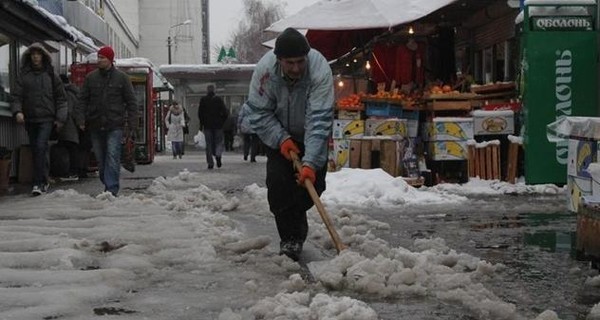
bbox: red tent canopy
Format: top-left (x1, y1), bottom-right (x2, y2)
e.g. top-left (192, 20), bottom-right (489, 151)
top-left (305, 29), bottom-right (384, 61)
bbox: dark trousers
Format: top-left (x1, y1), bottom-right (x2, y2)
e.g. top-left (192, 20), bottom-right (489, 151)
top-left (56, 140), bottom-right (80, 176)
top-left (90, 129), bottom-right (123, 195)
top-left (224, 130), bottom-right (234, 151)
top-left (25, 121), bottom-right (53, 187)
top-left (77, 129), bottom-right (92, 177)
top-left (243, 133), bottom-right (259, 160)
top-left (203, 129), bottom-right (224, 166)
top-left (171, 141), bottom-right (183, 157)
top-left (265, 146), bottom-right (327, 244)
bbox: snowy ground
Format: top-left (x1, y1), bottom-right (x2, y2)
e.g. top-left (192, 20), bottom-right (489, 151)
top-left (0, 162), bottom-right (597, 320)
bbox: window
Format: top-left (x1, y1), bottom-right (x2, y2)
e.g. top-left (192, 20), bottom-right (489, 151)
top-left (0, 37), bottom-right (10, 117)
top-left (483, 47), bottom-right (493, 84)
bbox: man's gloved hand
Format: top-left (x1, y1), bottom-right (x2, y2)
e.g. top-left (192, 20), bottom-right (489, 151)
top-left (297, 165), bottom-right (316, 186)
top-left (280, 138), bottom-right (300, 161)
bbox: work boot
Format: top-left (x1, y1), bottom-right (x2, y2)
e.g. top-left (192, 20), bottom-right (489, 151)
top-left (216, 156), bottom-right (222, 168)
top-left (279, 241), bottom-right (302, 261)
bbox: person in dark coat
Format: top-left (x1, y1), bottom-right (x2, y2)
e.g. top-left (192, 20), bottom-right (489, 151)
top-left (237, 103), bottom-right (259, 162)
top-left (222, 113), bottom-right (236, 151)
top-left (11, 42), bottom-right (68, 196)
top-left (197, 85), bottom-right (228, 169)
top-left (78, 46), bottom-right (138, 196)
top-left (52, 75), bottom-right (85, 180)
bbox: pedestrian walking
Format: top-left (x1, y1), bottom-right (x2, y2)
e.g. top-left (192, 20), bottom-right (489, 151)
top-left (246, 28), bottom-right (334, 260)
top-left (11, 42), bottom-right (68, 196)
top-left (51, 74), bottom-right (84, 181)
top-left (237, 103), bottom-right (259, 162)
top-left (197, 85), bottom-right (228, 169)
top-left (78, 46), bottom-right (138, 196)
top-left (165, 101), bottom-right (185, 159)
top-left (223, 112), bottom-right (236, 151)
top-left (180, 105), bottom-right (190, 155)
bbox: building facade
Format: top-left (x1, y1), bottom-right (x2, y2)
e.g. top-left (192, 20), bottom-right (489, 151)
top-left (0, 0), bottom-right (210, 185)
top-left (137, 0), bottom-right (204, 66)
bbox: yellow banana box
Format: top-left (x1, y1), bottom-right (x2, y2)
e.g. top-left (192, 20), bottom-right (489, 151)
top-left (428, 140), bottom-right (469, 160)
top-left (365, 119), bottom-right (407, 137)
top-left (332, 120), bottom-right (365, 139)
top-left (332, 138), bottom-right (351, 169)
top-left (567, 175), bottom-right (592, 213)
top-left (422, 117), bottom-right (474, 141)
top-left (472, 110), bottom-right (514, 135)
top-left (567, 139), bottom-right (597, 179)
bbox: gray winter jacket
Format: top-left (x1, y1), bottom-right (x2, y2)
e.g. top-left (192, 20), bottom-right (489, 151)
top-left (11, 43), bottom-right (68, 124)
top-left (237, 103), bottom-right (255, 134)
top-left (247, 49), bottom-right (334, 169)
top-left (78, 65), bottom-right (138, 131)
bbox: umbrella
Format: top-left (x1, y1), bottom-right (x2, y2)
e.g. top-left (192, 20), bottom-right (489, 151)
top-left (266, 0), bottom-right (459, 32)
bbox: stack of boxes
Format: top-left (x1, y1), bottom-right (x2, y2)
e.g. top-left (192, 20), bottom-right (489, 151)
top-left (423, 117), bottom-right (474, 161)
top-left (567, 139), bottom-right (597, 212)
top-left (331, 117), bottom-right (364, 170)
top-left (329, 96), bottom-right (411, 177)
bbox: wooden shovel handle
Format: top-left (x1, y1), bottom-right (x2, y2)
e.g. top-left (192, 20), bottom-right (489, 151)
top-left (290, 151), bottom-right (347, 253)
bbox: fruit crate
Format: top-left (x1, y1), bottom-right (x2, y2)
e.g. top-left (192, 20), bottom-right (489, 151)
top-left (364, 101), bottom-right (402, 118)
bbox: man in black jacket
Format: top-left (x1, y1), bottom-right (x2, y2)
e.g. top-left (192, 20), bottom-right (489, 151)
top-left (198, 85), bottom-right (228, 169)
top-left (11, 43), bottom-right (68, 196)
top-left (78, 46), bottom-right (138, 196)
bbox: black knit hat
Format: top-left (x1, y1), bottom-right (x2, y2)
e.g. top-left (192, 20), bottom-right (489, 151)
top-left (274, 28), bottom-right (310, 58)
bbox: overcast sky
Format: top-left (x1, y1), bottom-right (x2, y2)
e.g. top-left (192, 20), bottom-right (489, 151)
top-left (209, 0), bottom-right (319, 49)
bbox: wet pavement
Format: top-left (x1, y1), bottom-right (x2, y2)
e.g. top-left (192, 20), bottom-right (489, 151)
top-left (369, 195), bottom-right (598, 320)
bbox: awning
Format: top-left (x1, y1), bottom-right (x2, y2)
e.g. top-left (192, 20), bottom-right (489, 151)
top-left (0, 0), bottom-right (74, 43)
top-left (266, 0), bottom-right (459, 32)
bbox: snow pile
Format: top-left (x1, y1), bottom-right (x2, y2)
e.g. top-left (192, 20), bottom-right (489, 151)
top-left (429, 177), bottom-right (563, 196)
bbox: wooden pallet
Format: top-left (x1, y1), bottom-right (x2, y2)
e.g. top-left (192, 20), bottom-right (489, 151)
top-left (468, 144), bottom-right (501, 180)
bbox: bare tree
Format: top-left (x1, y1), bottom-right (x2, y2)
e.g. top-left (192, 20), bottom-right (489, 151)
top-left (226, 0), bottom-right (284, 63)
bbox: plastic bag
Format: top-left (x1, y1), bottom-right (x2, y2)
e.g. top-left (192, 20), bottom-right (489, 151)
top-left (194, 130), bottom-right (206, 150)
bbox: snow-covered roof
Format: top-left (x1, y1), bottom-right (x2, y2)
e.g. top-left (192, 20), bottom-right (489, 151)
top-left (27, 2), bottom-right (98, 52)
top-left (159, 64), bottom-right (255, 75)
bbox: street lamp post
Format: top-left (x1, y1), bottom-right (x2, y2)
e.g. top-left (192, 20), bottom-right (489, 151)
top-left (166, 19), bottom-right (192, 104)
top-left (167, 19), bottom-right (192, 64)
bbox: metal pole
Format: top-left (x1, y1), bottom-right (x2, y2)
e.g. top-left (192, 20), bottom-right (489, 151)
top-left (167, 36), bottom-right (172, 64)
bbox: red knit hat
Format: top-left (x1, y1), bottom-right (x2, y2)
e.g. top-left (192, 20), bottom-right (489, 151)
top-left (98, 46), bottom-right (115, 62)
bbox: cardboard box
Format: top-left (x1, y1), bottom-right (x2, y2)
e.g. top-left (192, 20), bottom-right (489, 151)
top-left (332, 139), bottom-right (350, 169)
top-left (349, 137), bottom-right (405, 176)
top-left (426, 99), bottom-right (471, 111)
top-left (337, 110), bottom-right (364, 120)
top-left (402, 110), bottom-right (419, 138)
top-left (423, 117), bottom-right (474, 141)
top-left (428, 140), bottom-right (469, 161)
top-left (472, 110), bottom-right (514, 135)
top-left (567, 139), bottom-right (598, 178)
top-left (332, 120), bottom-right (364, 139)
top-left (567, 175), bottom-right (592, 212)
top-left (365, 119), bottom-right (407, 137)
top-left (407, 120), bottom-right (418, 138)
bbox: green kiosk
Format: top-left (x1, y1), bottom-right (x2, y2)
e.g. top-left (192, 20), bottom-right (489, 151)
top-left (521, 0), bottom-right (598, 184)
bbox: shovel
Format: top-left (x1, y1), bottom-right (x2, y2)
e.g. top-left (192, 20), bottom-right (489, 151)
top-left (290, 151), bottom-right (347, 254)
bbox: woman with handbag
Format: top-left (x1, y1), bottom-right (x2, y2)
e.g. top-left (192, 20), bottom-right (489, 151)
top-left (165, 101), bottom-right (186, 159)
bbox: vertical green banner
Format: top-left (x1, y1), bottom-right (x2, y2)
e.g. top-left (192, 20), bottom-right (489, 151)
top-left (523, 31), bottom-right (598, 184)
